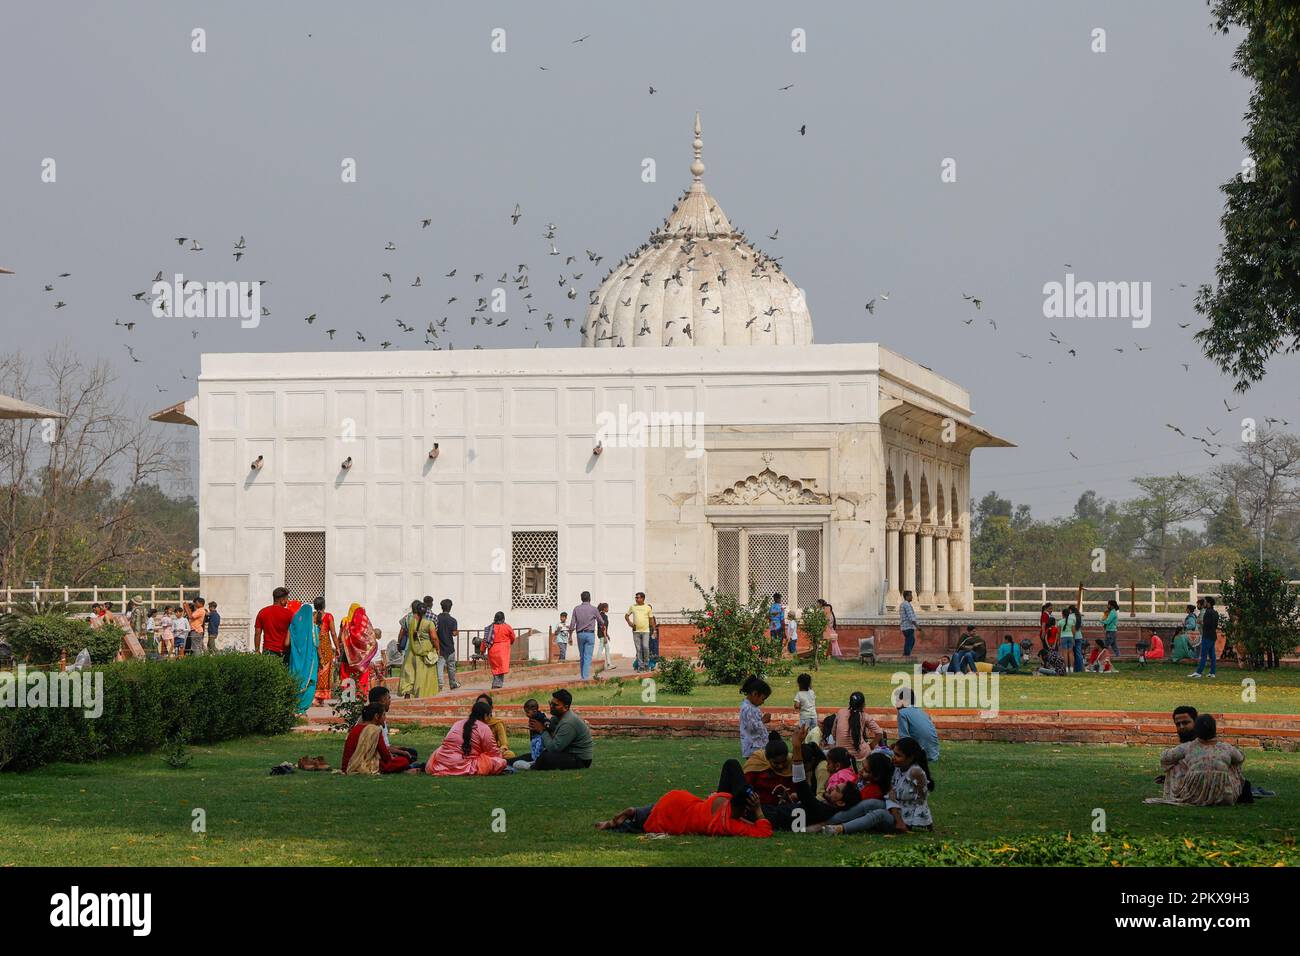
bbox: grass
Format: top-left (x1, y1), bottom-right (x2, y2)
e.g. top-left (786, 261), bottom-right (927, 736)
top-left (531, 659), bottom-right (1300, 714)
top-left (0, 732), bottom-right (1296, 866)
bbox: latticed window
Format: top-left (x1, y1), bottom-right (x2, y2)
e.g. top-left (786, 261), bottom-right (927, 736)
top-left (284, 531), bottom-right (326, 605)
top-left (747, 532), bottom-right (790, 603)
top-left (512, 530), bottom-right (558, 609)
top-left (796, 529), bottom-right (822, 608)
top-left (716, 529), bottom-right (740, 596)
top-left (714, 526), bottom-right (822, 608)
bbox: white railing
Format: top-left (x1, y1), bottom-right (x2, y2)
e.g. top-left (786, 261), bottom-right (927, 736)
top-left (1, 585), bottom-right (199, 613)
top-left (970, 578), bottom-right (1300, 615)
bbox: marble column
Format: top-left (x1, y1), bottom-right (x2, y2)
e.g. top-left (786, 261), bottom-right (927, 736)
top-left (918, 524), bottom-right (936, 608)
top-left (947, 532), bottom-right (964, 611)
top-left (885, 519), bottom-right (901, 609)
top-left (901, 521), bottom-right (918, 600)
top-left (934, 527), bottom-right (950, 610)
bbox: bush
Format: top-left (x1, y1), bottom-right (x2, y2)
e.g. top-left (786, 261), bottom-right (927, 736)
top-left (655, 655), bottom-right (698, 695)
top-left (0, 653), bottom-right (298, 772)
top-left (1221, 558), bottom-right (1300, 668)
top-left (4, 613), bottom-right (123, 665)
top-left (852, 832), bottom-right (1299, 867)
top-left (684, 577), bottom-right (790, 685)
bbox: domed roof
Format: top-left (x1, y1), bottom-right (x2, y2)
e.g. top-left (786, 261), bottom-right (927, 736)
top-left (582, 113), bottom-right (813, 348)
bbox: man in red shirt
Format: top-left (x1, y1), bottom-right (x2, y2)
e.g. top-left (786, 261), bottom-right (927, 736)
top-left (254, 587), bottom-right (294, 661)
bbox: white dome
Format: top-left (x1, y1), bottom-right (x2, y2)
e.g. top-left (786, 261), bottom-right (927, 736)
top-left (583, 114), bottom-right (813, 348)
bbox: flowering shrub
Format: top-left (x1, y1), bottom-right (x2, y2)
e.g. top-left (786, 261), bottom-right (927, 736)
top-left (683, 577), bottom-right (789, 685)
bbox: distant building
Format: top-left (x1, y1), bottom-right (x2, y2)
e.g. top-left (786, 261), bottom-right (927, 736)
top-left (159, 116), bottom-right (1011, 653)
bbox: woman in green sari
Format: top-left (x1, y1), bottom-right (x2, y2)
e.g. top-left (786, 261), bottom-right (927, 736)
top-left (397, 600), bottom-right (439, 698)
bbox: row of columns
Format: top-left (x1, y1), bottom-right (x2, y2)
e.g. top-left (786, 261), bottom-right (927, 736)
top-left (884, 519), bottom-right (964, 611)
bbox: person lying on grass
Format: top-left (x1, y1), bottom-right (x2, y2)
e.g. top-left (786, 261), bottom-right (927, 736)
top-left (594, 758), bottom-right (772, 838)
top-left (761, 725), bottom-right (866, 831)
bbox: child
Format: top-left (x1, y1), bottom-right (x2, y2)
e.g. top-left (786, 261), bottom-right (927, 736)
top-left (554, 611), bottom-right (570, 661)
top-left (793, 672), bottom-right (818, 732)
top-left (1086, 638), bottom-right (1114, 673)
top-left (823, 746), bottom-right (859, 796)
top-left (144, 609), bottom-right (157, 650)
top-left (523, 698), bottom-right (548, 762)
top-left (156, 608), bottom-right (174, 656)
top-left (885, 736), bottom-right (935, 831)
top-left (784, 601), bottom-right (798, 654)
top-left (857, 750), bottom-right (893, 801)
top-left (739, 674), bottom-right (772, 759)
top-left (172, 606), bottom-right (190, 657)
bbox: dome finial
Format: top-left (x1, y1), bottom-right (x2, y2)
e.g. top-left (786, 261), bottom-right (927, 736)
top-left (690, 111), bottom-right (705, 182)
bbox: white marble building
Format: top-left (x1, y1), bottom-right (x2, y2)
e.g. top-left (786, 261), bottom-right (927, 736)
top-left (163, 116), bottom-right (1011, 652)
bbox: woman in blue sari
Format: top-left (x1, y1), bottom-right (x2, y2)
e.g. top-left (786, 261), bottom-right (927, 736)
top-left (288, 601), bottom-right (319, 713)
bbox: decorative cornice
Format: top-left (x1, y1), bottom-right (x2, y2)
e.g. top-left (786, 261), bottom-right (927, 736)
top-left (885, 518), bottom-right (903, 532)
top-left (706, 467), bottom-right (831, 505)
top-left (902, 521), bottom-right (920, 534)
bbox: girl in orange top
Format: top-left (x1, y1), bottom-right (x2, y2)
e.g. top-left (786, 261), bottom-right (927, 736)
top-left (595, 758), bottom-right (772, 838)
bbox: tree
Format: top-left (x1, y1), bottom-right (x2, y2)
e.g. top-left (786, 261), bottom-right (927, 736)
top-left (1195, 1), bottom-right (1300, 389)
top-left (1124, 476), bottom-right (1205, 579)
top-left (0, 349), bottom-right (191, 586)
top-left (1220, 558), bottom-right (1300, 668)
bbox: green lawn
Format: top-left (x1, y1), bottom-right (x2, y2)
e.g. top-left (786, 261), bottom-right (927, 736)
top-left (1, 732), bottom-right (1296, 866)
top-left (533, 659), bottom-right (1300, 714)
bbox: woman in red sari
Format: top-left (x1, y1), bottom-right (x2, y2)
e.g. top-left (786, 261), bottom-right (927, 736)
top-left (338, 603), bottom-right (379, 702)
top-left (486, 610), bottom-right (515, 689)
top-left (595, 758), bottom-right (771, 838)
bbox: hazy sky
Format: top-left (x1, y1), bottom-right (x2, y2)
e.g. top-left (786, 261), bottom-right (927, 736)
top-left (2, 1), bottom-right (1292, 517)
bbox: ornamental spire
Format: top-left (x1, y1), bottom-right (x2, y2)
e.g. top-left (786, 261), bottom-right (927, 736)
top-left (690, 111), bottom-right (705, 182)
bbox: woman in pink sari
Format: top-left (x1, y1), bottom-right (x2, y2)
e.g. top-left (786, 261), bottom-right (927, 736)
top-left (425, 700), bottom-right (508, 776)
top-left (338, 603), bottom-right (379, 702)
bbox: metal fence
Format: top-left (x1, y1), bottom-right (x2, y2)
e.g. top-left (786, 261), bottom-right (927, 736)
top-left (970, 579), bottom-right (1300, 615)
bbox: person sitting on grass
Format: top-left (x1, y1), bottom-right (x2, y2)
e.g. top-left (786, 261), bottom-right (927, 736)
top-left (474, 692), bottom-right (515, 762)
top-left (1034, 645), bottom-right (1067, 676)
top-left (342, 704), bottom-right (415, 775)
top-left (739, 674), bottom-right (773, 759)
top-left (817, 746), bottom-right (853, 800)
top-left (1171, 606), bottom-right (1201, 664)
top-left (594, 758), bottom-right (772, 838)
top-left (368, 686), bottom-right (419, 766)
top-left (1085, 638), bottom-right (1116, 673)
top-left (955, 625), bottom-right (987, 662)
top-left (820, 736), bottom-right (934, 835)
top-left (816, 750), bottom-right (899, 835)
top-left (523, 698), bottom-right (549, 762)
top-left (893, 687), bottom-right (940, 762)
top-left (1144, 714), bottom-right (1245, 806)
top-left (744, 731), bottom-right (797, 805)
top-left (519, 689), bottom-right (593, 771)
top-left (833, 691), bottom-right (884, 763)
top-left (995, 634), bottom-right (1023, 673)
top-left (1156, 706), bottom-right (1271, 803)
top-left (426, 700), bottom-right (509, 777)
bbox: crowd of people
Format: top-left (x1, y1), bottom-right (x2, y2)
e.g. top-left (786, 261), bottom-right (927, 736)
top-left (89, 596), bottom-right (222, 658)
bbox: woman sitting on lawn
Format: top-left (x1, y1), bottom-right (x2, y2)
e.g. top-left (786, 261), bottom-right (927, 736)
top-left (343, 704), bottom-right (414, 775)
top-left (1085, 638), bottom-right (1116, 673)
top-left (426, 700), bottom-right (509, 777)
top-left (474, 693), bottom-right (516, 761)
top-left (595, 758), bottom-right (772, 837)
top-left (1171, 606), bottom-right (1201, 663)
top-left (833, 691), bottom-right (884, 763)
top-left (821, 737), bottom-right (934, 835)
top-left (1144, 715), bottom-right (1245, 806)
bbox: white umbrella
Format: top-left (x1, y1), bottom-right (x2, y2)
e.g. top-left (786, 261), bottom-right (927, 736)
top-left (0, 393), bottom-right (65, 420)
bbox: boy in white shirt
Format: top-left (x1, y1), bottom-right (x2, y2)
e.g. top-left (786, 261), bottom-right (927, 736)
top-left (554, 611), bottom-right (570, 661)
top-left (784, 602), bottom-right (798, 654)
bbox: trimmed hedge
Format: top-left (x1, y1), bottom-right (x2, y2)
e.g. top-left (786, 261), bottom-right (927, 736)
top-left (6, 613), bottom-right (124, 665)
top-left (0, 653), bottom-right (298, 772)
top-left (852, 832), bottom-right (1298, 867)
